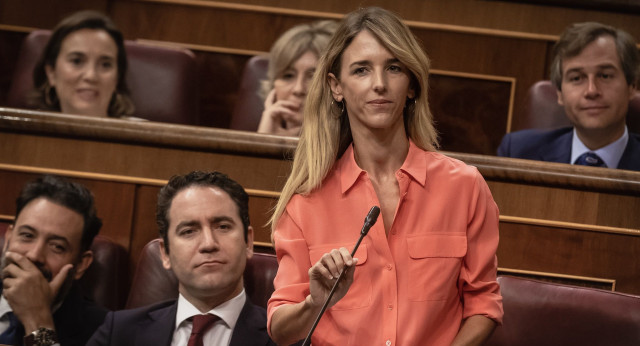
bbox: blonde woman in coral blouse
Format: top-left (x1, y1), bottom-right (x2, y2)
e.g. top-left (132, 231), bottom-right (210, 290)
top-left (267, 7), bottom-right (503, 346)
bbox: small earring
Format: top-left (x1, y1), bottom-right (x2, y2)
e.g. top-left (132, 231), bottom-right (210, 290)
top-left (331, 99), bottom-right (345, 118)
top-left (44, 84), bottom-right (57, 106)
top-left (112, 91), bottom-right (122, 105)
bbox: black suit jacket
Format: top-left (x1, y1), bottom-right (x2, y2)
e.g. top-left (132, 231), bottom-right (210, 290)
top-left (87, 297), bottom-right (275, 346)
top-left (0, 284), bottom-right (108, 346)
top-left (497, 127), bottom-right (640, 171)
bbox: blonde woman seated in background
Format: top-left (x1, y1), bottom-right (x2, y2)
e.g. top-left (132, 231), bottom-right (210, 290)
top-left (30, 11), bottom-right (135, 118)
top-left (257, 20), bottom-right (337, 136)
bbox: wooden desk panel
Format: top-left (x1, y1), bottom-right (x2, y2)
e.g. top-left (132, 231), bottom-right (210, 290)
top-left (0, 108), bottom-right (295, 191)
top-left (488, 181), bottom-right (640, 229)
top-left (1, 108), bottom-right (639, 294)
top-left (498, 221), bottom-right (640, 293)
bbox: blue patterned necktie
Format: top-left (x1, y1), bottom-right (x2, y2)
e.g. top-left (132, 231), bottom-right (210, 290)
top-left (0, 311), bottom-right (20, 345)
top-left (574, 152), bottom-right (607, 167)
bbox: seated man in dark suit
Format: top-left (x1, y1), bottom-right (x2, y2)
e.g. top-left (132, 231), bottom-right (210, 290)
top-left (88, 171), bottom-right (275, 346)
top-left (498, 22), bottom-right (640, 171)
top-left (0, 175), bottom-right (107, 346)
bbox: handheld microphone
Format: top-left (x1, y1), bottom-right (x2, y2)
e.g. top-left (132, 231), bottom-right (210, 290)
top-left (301, 206), bottom-right (380, 346)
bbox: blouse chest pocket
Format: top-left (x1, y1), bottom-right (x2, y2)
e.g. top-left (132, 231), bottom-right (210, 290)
top-left (406, 233), bottom-right (467, 301)
top-left (308, 244), bottom-right (371, 310)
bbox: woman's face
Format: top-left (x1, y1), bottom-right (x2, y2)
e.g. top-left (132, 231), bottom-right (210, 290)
top-left (329, 30), bottom-right (414, 134)
top-left (45, 28), bottom-right (118, 117)
top-left (273, 50), bottom-right (319, 111)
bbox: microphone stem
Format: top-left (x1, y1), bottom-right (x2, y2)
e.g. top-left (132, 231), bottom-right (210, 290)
top-left (301, 223), bottom-right (370, 346)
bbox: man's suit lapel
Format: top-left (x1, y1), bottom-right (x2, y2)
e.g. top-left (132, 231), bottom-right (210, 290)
top-left (135, 301), bottom-right (177, 346)
top-left (618, 133), bottom-right (640, 170)
top-left (540, 129), bottom-right (572, 163)
top-left (52, 284), bottom-right (85, 343)
top-left (229, 299), bottom-right (271, 346)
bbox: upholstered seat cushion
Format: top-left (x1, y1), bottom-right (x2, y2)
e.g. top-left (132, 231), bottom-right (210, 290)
top-left (486, 276), bottom-right (640, 346)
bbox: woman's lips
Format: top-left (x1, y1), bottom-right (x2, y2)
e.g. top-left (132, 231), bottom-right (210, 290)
top-left (76, 89), bottom-right (99, 100)
top-left (368, 99), bottom-right (391, 105)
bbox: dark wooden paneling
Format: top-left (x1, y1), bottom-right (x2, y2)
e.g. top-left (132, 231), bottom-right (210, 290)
top-left (110, 1), bottom-right (322, 52)
top-left (205, 0), bottom-right (640, 37)
top-left (498, 221), bottom-right (640, 294)
top-left (0, 170), bottom-right (36, 216)
top-left (4, 0), bottom-right (640, 39)
top-left (430, 74), bottom-right (512, 154)
top-left (488, 180), bottom-right (640, 229)
top-left (0, 30), bottom-right (26, 106)
top-left (79, 178), bottom-right (136, 250)
top-left (489, 0), bottom-right (640, 14)
top-left (0, 132), bottom-right (291, 192)
top-left (413, 29), bottom-right (549, 132)
top-left (195, 52), bottom-right (249, 129)
top-left (129, 184), bottom-right (161, 276)
top-left (0, 0), bottom-right (108, 29)
top-left (248, 195), bottom-right (277, 243)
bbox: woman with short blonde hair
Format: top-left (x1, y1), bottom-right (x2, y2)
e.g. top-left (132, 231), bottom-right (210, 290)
top-left (257, 20), bottom-right (337, 136)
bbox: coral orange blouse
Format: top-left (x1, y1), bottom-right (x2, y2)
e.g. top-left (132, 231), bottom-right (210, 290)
top-left (268, 142), bottom-right (503, 345)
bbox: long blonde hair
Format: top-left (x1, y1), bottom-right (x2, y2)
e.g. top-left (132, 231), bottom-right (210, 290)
top-left (270, 7), bottom-right (439, 230)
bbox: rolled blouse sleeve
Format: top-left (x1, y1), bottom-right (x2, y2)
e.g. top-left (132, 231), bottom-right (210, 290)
top-left (459, 169), bottom-right (503, 323)
top-left (266, 206), bottom-right (310, 334)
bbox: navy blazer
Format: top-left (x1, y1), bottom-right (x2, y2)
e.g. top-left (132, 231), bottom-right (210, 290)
top-left (497, 127), bottom-right (640, 171)
top-left (86, 298), bottom-right (275, 346)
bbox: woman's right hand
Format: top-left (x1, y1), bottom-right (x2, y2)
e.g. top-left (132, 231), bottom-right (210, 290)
top-left (306, 247), bottom-right (358, 309)
top-left (257, 89), bottom-right (303, 136)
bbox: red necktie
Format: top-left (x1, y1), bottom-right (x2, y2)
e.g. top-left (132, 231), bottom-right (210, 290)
top-left (187, 314), bottom-right (220, 346)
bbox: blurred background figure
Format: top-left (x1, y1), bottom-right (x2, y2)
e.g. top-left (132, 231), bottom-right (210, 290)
top-left (498, 22), bottom-right (640, 171)
top-left (30, 10), bottom-right (135, 118)
top-left (256, 20), bottom-right (337, 136)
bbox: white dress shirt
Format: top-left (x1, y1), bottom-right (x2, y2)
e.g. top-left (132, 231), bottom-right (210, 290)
top-left (0, 295), bottom-right (13, 334)
top-left (571, 126), bottom-right (629, 169)
top-left (170, 289), bottom-right (246, 346)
